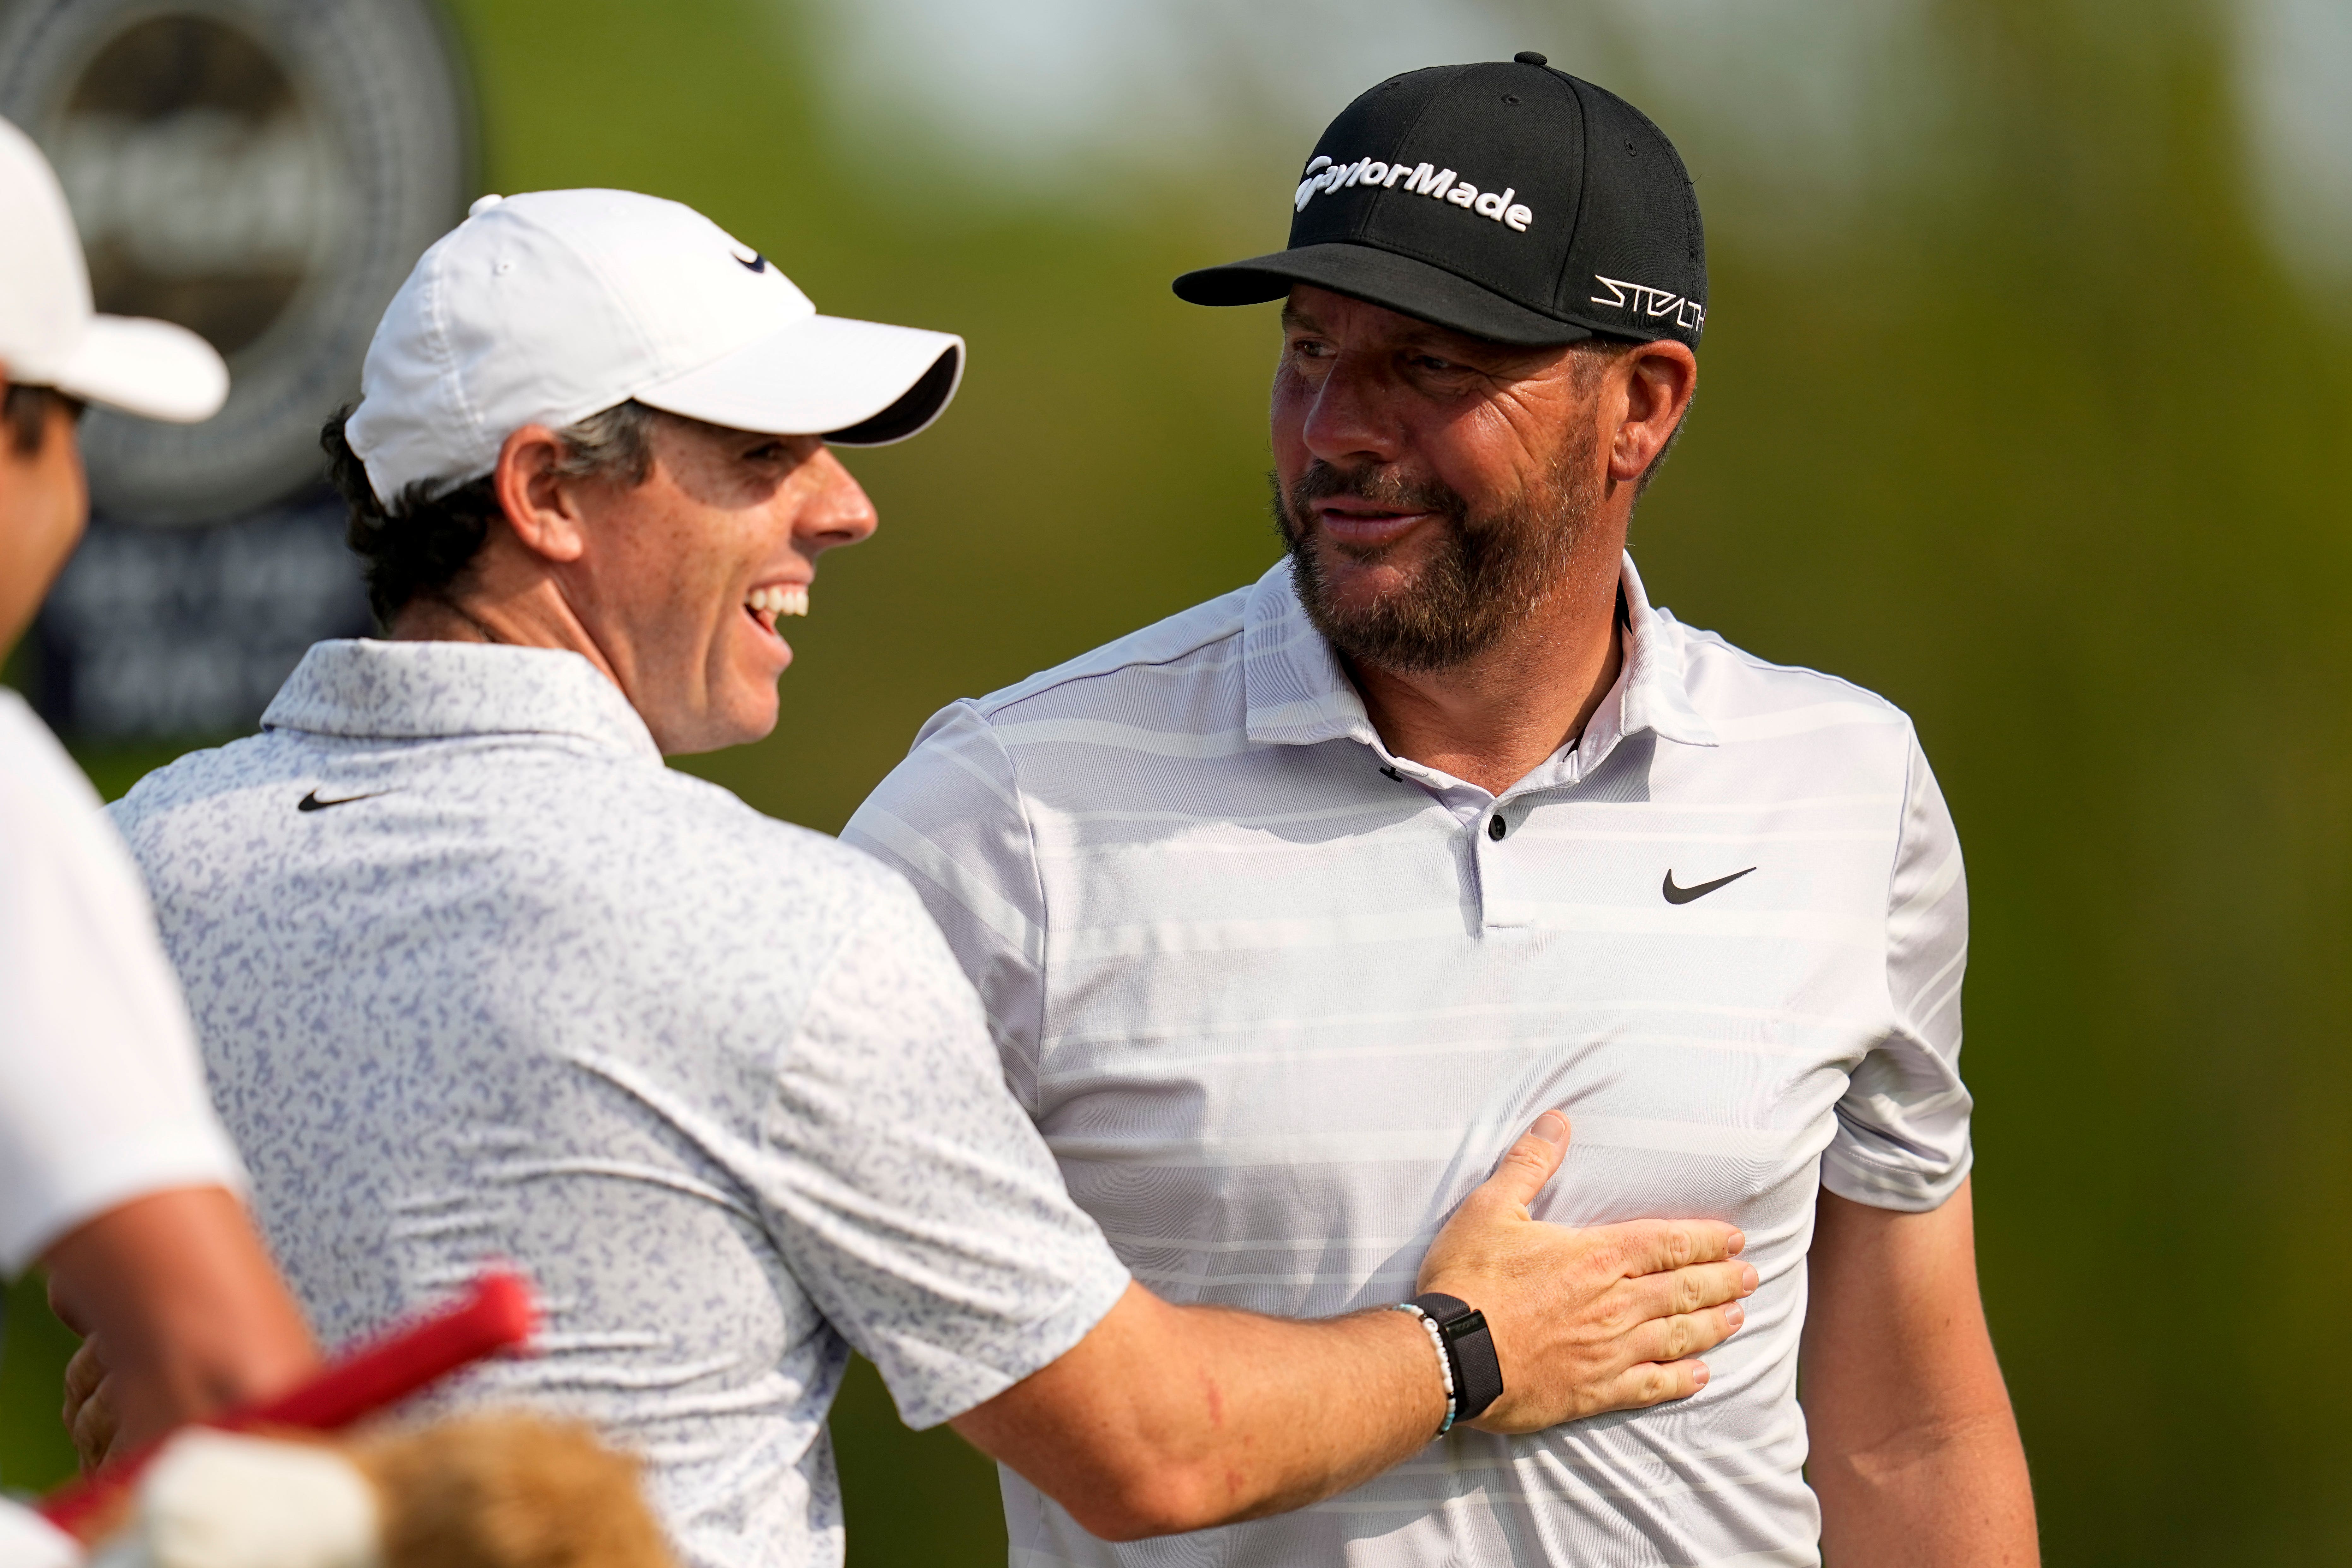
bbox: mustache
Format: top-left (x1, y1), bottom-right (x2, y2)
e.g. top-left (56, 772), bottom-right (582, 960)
top-left (1284, 462), bottom-right (1470, 537)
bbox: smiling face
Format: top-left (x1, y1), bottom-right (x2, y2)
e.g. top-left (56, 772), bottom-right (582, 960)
top-left (555, 417), bottom-right (877, 753)
top-left (1269, 286), bottom-right (1620, 674)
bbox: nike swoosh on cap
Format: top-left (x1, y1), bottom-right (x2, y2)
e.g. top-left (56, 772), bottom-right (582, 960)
top-left (1661, 866), bottom-right (1756, 905)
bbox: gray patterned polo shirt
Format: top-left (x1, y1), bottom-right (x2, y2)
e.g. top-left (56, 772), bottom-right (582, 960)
top-left (110, 639), bottom-right (1131, 1568)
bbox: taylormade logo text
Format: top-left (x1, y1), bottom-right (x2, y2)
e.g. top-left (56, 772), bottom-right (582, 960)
top-left (1295, 155), bottom-right (1535, 232)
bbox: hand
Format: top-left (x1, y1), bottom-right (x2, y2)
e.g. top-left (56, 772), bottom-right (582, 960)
top-left (1417, 1111), bottom-right (1756, 1434)
top-left (61, 1333), bottom-right (121, 1474)
top-left (39, 1187), bottom-right (318, 1457)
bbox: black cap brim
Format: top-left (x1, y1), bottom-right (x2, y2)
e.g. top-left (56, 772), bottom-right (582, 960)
top-left (1173, 242), bottom-right (1595, 348)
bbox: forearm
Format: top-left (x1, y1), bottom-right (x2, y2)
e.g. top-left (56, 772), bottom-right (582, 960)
top-left (1142, 1292), bottom-right (1446, 1527)
top-left (43, 1186), bottom-right (318, 1455)
top-left (1807, 1405), bottom-right (2035, 1566)
top-left (1801, 1183), bottom-right (2036, 1567)
top-left (954, 1282), bottom-right (1443, 1540)
top-left (956, 1114), bottom-right (1752, 1541)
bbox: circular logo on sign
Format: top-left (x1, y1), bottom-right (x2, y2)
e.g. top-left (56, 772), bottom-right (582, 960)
top-left (0, 0), bottom-right (472, 525)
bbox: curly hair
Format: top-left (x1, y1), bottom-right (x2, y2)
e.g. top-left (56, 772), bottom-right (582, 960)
top-left (324, 401), bottom-right (660, 627)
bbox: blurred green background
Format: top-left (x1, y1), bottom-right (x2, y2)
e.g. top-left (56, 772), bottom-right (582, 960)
top-left (8, 0), bottom-right (2352, 1563)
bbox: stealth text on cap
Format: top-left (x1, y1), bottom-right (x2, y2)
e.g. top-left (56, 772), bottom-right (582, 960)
top-left (1295, 156), bottom-right (1534, 232)
top-left (1589, 274), bottom-right (1706, 334)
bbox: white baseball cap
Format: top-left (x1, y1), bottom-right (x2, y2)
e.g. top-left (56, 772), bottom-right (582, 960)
top-left (346, 189), bottom-right (967, 504)
top-left (0, 116), bottom-right (229, 423)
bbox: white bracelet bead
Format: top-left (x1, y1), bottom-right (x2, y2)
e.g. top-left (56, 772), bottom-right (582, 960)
top-left (1390, 1301), bottom-right (1458, 1436)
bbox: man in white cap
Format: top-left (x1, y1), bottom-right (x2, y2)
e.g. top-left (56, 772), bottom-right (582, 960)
top-left (0, 116), bottom-right (318, 1488)
top-left (105, 188), bottom-right (1756, 1568)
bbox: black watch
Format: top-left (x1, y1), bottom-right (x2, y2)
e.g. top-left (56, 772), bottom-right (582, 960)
top-left (1408, 1292), bottom-right (1503, 1422)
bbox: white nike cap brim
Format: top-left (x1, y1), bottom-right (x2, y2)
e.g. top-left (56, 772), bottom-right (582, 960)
top-left (50, 314), bottom-right (229, 424)
top-left (634, 313), bottom-right (965, 447)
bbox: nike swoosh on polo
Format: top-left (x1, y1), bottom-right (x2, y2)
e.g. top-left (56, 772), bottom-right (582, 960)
top-left (297, 790), bottom-right (387, 813)
top-left (1661, 866), bottom-right (1756, 904)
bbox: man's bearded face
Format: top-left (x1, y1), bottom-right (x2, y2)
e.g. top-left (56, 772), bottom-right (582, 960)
top-left (1274, 420), bottom-right (1602, 675)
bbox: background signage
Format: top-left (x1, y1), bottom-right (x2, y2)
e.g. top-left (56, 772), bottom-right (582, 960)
top-left (0, 0), bottom-right (472, 737)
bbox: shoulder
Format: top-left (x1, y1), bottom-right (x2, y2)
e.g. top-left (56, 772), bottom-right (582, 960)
top-left (430, 756), bottom-right (913, 945)
top-left (121, 725), bottom-right (905, 934)
top-left (963, 585), bottom-right (1253, 726)
top-left (858, 586), bottom-right (1256, 832)
top-left (850, 587), bottom-right (1257, 882)
top-left (0, 693), bottom-right (150, 907)
top-left (655, 767), bottom-right (910, 898)
top-left (110, 732), bottom-right (289, 836)
top-left (0, 692), bottom-right (104, 828)
top-left (579, 774), bottom-right (956, 1027)
top-left (479, 766), bottom-right (936, 992)
top-left (1662, 611), bottom-right (1917, 748)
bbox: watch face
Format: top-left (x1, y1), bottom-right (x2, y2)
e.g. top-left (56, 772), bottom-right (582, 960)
top-left (0, 0), bottom-right (473, 525)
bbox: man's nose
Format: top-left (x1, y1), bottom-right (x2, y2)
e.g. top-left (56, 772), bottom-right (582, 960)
top-left (795, 448), bottom-right (880, 553)
top-left (1298, 354), bottom-right (1405, 470)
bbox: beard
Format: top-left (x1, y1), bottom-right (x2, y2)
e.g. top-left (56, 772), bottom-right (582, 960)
top-left (1274, 426), bottom-right (1602, 675)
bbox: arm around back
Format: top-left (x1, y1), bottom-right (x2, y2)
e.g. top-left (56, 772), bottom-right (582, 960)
top-left (45, 1186), bottom-right (318, 1464)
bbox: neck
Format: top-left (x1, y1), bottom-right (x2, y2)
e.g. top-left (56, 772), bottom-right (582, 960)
top-left (388, 548), bottom-right (622, 692)
top-left (1349, 555), bottom-right (1626, 797)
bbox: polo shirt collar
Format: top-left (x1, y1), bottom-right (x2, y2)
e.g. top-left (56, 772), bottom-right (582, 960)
top-left (262, 638), bottom-right (662, 761)
top-left (1606, 553), bottom-right (1719, 750)
top-left (1240, 550), bottom-right (1718, 753)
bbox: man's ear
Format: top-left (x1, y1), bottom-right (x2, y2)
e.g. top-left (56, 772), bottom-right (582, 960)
top-left (1607, 342), bottom-right (1698, 487)
top-left (491, 425), bottom-right (589, 565)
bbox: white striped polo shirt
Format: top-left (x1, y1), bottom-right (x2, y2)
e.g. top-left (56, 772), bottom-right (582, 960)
top-left (844, 553), bottom-right (1971, 1568)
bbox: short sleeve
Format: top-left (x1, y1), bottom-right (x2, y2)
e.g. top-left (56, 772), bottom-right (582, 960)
top-left (0, 696), bottom-right (246, 1274)
top-left (1822, 731), bottom-right (1974, 1213)
top-left (840, 701), bottom-right (1050, 1112)
top-left (749, 874), bottom-right (1127, 1430)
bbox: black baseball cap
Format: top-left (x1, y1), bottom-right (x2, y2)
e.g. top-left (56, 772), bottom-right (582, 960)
top-left (1174, 53), bottom-right (1706, 349)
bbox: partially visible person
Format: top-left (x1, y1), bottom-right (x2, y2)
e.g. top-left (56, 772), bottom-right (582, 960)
top-left (0, 116), bottom-right (318, 1458)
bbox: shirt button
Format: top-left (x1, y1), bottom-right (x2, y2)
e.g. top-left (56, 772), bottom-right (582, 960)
top-left (1488, 815), bottom-right (1506, 841)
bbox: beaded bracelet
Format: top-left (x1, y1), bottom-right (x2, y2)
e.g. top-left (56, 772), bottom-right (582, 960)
top-left (1389, 1300), bottom-right (1458, 1436)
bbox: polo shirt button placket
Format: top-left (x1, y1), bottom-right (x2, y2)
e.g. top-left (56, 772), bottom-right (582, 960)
top-left (1464, 798), bottom-right (1499, 933)
top-left (1479, 795), bottom-right (1548, 933)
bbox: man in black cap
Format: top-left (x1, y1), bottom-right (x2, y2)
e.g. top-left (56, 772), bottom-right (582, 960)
top-left (848, 56), bottom-right (2035, 1568)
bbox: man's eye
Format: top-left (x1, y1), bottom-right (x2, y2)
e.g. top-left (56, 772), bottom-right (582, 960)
top-left (745, 442), bottom-right (788, 462)
top-left (1414, 355), bottom-right (1458, 373)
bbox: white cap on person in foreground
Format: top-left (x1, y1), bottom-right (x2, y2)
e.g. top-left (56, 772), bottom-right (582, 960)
top-left (346, 189), bottom-right (966, 506)
top-left (0, 117), bottom-right (228, 423)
